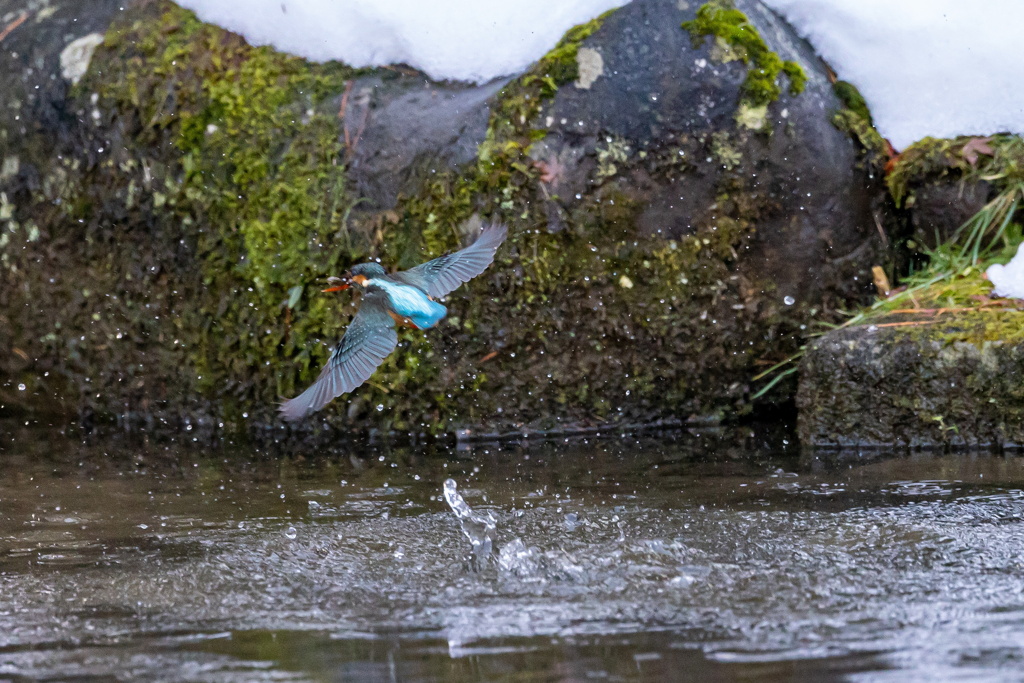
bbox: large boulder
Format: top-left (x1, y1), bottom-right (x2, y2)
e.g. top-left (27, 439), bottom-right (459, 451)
top-left (533, 0), bottom-right (879, 302)
top-left (0, 0), bottom-right (889, 436)
top-left (798, 309), bottom-right (1024, 448)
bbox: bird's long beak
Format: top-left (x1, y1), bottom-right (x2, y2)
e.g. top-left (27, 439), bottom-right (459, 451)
top-left (322, 275), bottom-right (350, 292)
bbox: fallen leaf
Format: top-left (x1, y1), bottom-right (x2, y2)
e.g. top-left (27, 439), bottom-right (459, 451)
top-left (961, 136), bottom-right (994, 166)
top-left (871, 265), bottom-right (891, 297)
top-left (533, 157), bottom-right (565, 185)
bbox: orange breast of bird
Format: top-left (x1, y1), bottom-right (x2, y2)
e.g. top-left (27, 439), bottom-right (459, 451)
top-left (388, 310), bottom-right (421, 329)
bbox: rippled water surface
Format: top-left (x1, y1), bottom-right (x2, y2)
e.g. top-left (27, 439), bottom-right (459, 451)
top-left (3, 423), bottom-right (1024, 682)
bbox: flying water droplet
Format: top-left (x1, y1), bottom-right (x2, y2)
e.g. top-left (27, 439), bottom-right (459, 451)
top-left (496, 538), bottom-right (540, 576)
top-left (284, 526), bottom-right (297, 540)
top-left (443, 479), bottom-right (495, 567)
top-left (783, 295), bottom-right (795, 306)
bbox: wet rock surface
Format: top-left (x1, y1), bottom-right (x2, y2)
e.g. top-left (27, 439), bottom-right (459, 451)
top-left (0, 0), bottom-right (891, 436)
top-left (910, 179), bottom-right (990, 249)
top-left (536, 0), bottom-right (880, 302)
top-left (798, 313), bottom-right (1024, 448)
top-left (345, 74), bottom-right (510, 210)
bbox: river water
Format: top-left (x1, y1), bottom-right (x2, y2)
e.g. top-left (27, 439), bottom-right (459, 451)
top-left (2, 422), bottom-right (1024, 682)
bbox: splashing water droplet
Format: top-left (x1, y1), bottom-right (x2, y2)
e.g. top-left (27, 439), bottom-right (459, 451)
top-left (284, 526), bottom-right (297, 540)
top-left (783, 295), bottom-right (795, 306)
top-left (443, 479), bottom-right (495, 567)
top-left (17, 383), bottom-right (26, 391)
top-left (497, 538), bottom-right (540, 576)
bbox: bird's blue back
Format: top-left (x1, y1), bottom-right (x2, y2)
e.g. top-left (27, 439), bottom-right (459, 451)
top-left (369, 279), bottom-right (447, 329)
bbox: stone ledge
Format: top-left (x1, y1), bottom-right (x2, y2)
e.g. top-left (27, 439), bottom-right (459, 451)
top-left (797, 310), bottom-right (1024, 448)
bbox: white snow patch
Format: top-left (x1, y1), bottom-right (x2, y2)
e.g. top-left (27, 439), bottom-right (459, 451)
top-left (174, 0), bottom-right (629, 84)
top-left (986, 243), bottom-right (1024, 300)
top-left (762, 0), bottom-right (1024, 150)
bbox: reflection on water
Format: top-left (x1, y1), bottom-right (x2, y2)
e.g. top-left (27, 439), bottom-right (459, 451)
top-left (2, 422), bottom-right (1024, 681)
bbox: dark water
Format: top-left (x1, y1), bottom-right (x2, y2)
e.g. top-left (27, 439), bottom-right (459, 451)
top-left (2, 422), bottom-right (1024, 682)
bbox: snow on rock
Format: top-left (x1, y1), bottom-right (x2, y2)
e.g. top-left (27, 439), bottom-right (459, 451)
top-left (175, 0), bottom-right (1024, 147)
top-left (174, 0), bottom-right (629, 83)
top-left (986, 243), bottom-right (1024, 300)
top-left (761, 0), bottom-right (1024, 150)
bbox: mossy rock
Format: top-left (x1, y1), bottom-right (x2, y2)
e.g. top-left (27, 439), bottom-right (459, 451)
top-left (1, 0), bottom-right (892, 437)
top-left (534, 0), bottom-right (884, 303)
top-left (343, 74), bottom-right (510, 211)
top-left (798, 303), bottom-right (1024, 449)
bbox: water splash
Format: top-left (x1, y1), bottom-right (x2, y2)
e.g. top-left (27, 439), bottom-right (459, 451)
top-left (496, 538), bottom-right (541, 576)
top-left (443, 479), bottom-right (496, 566)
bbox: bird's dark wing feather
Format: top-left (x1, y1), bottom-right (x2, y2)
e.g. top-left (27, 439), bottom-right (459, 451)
top-left (279, 290), bottom-right (398, 422)
top-left (394, 222), bottom-right (507, 298)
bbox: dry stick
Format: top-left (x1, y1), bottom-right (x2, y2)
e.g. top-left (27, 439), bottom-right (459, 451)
top-left (873, 211), bottom-right (889, 247)
top-left (882, 305), bottom-right (1020, 317)
top-left (0, 12), bottom-right (28, 43)
top-left (337, 80), bottom-right (369, 161)
top-left (348, 103), bottom-right (370, 160)
top-left (874, 320), bottom-right (941, 329)
top-left (338, 80), bottom-right (354, 146)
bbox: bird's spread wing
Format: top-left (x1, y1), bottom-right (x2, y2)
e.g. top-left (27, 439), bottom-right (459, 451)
top-left (279, 290), bottom-right (398, 422)
top-left (395, 222), bottom-right (507, 298)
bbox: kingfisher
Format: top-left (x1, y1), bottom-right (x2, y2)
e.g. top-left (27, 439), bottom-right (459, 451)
top-left (279, 222), bottom-right (508, 422)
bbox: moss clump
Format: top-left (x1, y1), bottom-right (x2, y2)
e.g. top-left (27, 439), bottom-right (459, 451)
top-left (74, 1), bottom-right (366, 419)
top-left (833, 80), bottom-right (871, 123)
top-left (482, 8), bottom-right (615, 156)
top-left (831, 109), bottom-right (888, 161)
top-left (683, 0), bottom-right (806, 109)
top-left (886, 135), bottom-right (1024, 208)
top-left (828, 79), bottom-right (889, 165)
top-left (529, 10), bottom-right (617, 91)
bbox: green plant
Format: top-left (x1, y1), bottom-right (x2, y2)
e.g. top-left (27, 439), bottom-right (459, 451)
top-left (752, 182), bottom-right (1024, 399)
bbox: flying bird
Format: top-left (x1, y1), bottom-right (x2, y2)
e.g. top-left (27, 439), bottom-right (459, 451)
top-left (279, 222), bottom-right (508, 422)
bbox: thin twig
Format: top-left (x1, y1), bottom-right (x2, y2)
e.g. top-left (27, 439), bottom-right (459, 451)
top-left (338, 80), bottom-right (354, 146)
top-left (0, 12), bottom-right (28, 43)
top-left (873, 320), bottom-right (941, 329)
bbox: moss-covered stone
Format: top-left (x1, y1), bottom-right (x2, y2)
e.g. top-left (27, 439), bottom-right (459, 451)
top-left (1, 0), bottom-right (890, 438)
top-left (885, 134), bottom-right (1024, 208)
top-left (683, 0), bottom-right (806, 111)
top-left (798, 304), bottom-right (1024, 449)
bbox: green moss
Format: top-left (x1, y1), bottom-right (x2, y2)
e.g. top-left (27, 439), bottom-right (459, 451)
top-left (682, 0), bottom-right (806, 109)
top-left (885, 134), bottom-right (1024, 207)
top-left (831, 109), bottom-right (888, 160)
top-left (832, 81), bottom-right (871, 123)
top-left (532, 10), bottom-right (616, 88)
top-left (81, 1), bottom-right (365, 413)
top-left (373, 7), bottom-right (789, 429)
top-left (827, 79), bottom-right (889, 167)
